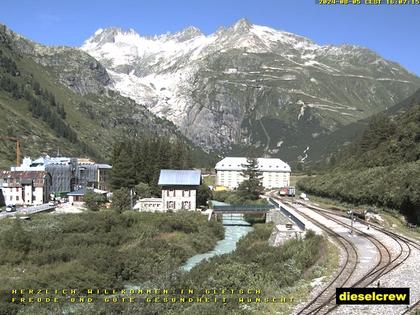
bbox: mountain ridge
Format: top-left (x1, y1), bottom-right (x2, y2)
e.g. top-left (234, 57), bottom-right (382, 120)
top-left (1, 20), bottom-right (419, 166)
top-left (79, 19), bottom-right (420, 162)
top-left (0, 24), bottom-right (213, 169)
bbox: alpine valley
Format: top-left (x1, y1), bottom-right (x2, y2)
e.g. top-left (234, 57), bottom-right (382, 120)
top-left (1, 19), bottom-right (420, 167)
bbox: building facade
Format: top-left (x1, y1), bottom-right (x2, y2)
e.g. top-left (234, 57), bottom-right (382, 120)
top-left (0, 170), bottom-right (52, 206)
top-left (11, 156), bottom-right (112, 195)
top-left (215, 157), bottom-right (291, 190)
top-left (12, 156), bottom-right (77, 194)
top-left (134, 198), bottom-right (163, 212)
top-left (158, 169), bottom-right (201, 211)
top-left (76, 160), bottom-right (112, 191)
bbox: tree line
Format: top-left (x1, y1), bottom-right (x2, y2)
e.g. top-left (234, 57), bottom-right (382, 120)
top-left (110, 137), bottom-right (193, 195)
top-left (25, 89), bottom-right (76, 143)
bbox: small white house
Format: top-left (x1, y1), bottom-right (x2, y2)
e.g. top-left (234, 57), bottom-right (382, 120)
top-left (134, 198), bottom-right (163, 212)
top-left (158, 169), bottom-right (201, 211)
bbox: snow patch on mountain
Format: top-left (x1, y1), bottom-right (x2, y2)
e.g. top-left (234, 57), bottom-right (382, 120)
top-left (79, 19), bottom-right (420, 152)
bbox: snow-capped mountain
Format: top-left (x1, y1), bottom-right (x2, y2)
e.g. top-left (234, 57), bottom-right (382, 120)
top-left (80, 18), bottom-right (420, 161)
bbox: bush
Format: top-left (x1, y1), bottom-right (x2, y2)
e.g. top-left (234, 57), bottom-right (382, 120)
top-left (0, 211), bottom-right (224, 310)
top-left (83, 190), bottom-right (107, 211)
top-left (112, 188), bottom-right (131, 213)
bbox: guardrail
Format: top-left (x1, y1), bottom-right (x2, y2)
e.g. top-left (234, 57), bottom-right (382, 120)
top-left (268, 197), bottom-right (306, 230)
top-left (212, 204), bottom-right (274, 212)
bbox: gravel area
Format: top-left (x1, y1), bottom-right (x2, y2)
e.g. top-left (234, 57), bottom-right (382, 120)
top-left (332, 247), bottom-right (419, 315)
top-left (53, 202), bottom-right (85, 214)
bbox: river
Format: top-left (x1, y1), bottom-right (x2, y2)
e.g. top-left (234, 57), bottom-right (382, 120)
top-left (125, 213), bottom-right (254, 289)
top-left (180, 214), bottom-right (254, 272)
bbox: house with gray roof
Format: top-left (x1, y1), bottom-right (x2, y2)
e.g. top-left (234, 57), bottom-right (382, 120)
top-left (158, 169), bottom-right (201, 211)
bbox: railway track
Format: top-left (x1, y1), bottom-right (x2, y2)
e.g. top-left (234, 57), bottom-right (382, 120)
top-left (301, 201), bottom-right (420, 314)
top-left (289, 206), bottom-right (359, 315)
top-left (304, 205), bottom-right (409, 284)
top-left (268, 195), bottom-right (416, 315)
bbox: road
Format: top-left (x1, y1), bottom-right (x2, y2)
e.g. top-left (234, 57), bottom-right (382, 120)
top-left (0, 203), bottom-right (56, 219)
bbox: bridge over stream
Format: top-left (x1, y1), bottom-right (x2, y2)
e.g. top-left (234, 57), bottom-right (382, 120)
top-left (210, 201), bottom-right (275, 226)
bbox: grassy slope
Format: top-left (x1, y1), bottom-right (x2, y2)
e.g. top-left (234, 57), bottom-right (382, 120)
top-left (0, 44), bottom-right (115, 165)
top-left (145, 225), bottom-right (338, 315)
top-left (298, 91), bottom-right (420, 224)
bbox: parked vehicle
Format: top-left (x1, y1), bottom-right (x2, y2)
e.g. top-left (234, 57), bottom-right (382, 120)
top-left (299, 193), bottom-right (309, 201)
top-left (287, 186), bottom-right (296, 197)
top-left (5, 205), bottom-right (16, 212)
top-left (279, 186), bottom-right (296, 197)
top-left (279, 188), bottom-right (287, 196)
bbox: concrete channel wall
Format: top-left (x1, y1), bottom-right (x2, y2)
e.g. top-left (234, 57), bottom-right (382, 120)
top-left (268, 197), bottom-right (306, 230)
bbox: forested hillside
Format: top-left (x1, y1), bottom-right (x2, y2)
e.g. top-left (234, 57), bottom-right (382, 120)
top-left (298, 90), bottom-right (420, 224)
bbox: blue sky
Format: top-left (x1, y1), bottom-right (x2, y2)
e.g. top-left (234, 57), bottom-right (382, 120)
top-left (1, 0), bottom-right (419, 75)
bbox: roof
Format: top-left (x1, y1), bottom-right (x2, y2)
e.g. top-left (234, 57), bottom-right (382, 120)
top-left (158, 169), bottom-right (201, 186)
top-left (31, 156), bottom-right (74, 166)
top-left (96, 164), bottom-right (112, 169)
top-left (1, 170), bottom-right (49, 180)
top-left (215, 157), bottom-right (291, 172)
top-left (137, 198), bottom-right (163, 203)
top-left (67, 187), bottom-right (86, 196)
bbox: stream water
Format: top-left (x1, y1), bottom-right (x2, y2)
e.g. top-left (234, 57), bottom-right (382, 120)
top-left (180, 214), bottom-right (254, 272)
top-left (125, 213), bottom-right (254, 289)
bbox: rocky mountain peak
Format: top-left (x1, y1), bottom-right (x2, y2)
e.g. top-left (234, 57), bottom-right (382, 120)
top-left (83, 27), bottom-right (140, 47)
top-left (232, 18), bottom-right (253, 32)
top-left (78, 20), bottom-right (420, 157)
top-left (164, 26), bottom-right (204, 42)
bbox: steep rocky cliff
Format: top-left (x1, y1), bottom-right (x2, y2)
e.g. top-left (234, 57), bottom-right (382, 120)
top-left (81, 19), bottom-right (420, 162)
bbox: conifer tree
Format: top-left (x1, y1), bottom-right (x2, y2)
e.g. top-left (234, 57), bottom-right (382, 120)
top-left (110, 142), bottom-right (136, 189)
top-left (237, 156), bottom-right (264, 200)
